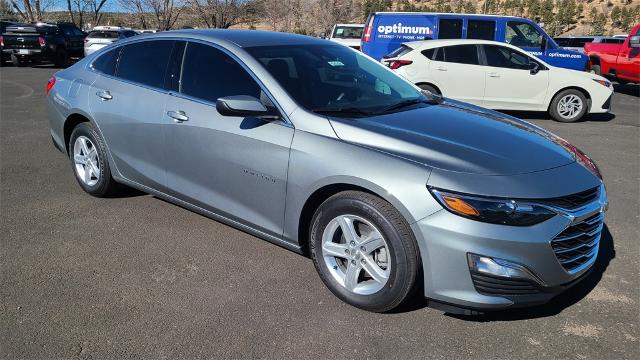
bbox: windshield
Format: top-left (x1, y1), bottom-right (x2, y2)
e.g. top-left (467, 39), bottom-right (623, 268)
top-left (332, 26), bottom-right (364, 39)
top-left (246, 44), bottom-right (425, 116)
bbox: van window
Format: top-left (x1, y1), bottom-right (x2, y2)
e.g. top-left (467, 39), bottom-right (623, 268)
top-left (180, 42), bottom-right (261, 103)
top-left (440, 45), bottom-right (480, 65)
top-left (117, 40), bottom-right (174, 88)
top-left (483, 45), bottom-right (531, 70)
top-left (467, 20), bottom-right (495, 41)
top-left (506, 21), bottom-right (543, 48)
top-left (91, 47), bottom-right (120, 76)
top-left (439, 19), bottom-right (463, 39)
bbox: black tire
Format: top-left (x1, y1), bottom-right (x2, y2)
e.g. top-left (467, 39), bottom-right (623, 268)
top-left (548, 89), bottom-right (588, 123)
top-left (418, 83), bottom-right (440, 95)
top-left (54, 49), bottom-right (69, 68)
top-left (310, 191), bottom-right (420, 312)
top-left (591, 64), bottom-right (601, 76)
top-left (68, 122), bottom-right (121, 197)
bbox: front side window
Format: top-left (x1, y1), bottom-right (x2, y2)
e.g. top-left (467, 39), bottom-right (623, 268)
top-left (117, 40), bottom-right (174, 88)
top-left (91, 47), bottom-right (120, 76)
top-left (180, 42), bottom-right (261, 103)
top-left (332, 26), bottom-right (364, 39)
top-left (247, 44), bottom-right (424, 115)
top-left (506, 21), bottom-right (543, 48)
top-left (439, 19), bottom-right (463, 39)
top-left (483, 45), bottom-right (532, 70)
top-left (441, 45), bottom-right (480, 65)
top-left (467, 20), bottom-right (495, 41)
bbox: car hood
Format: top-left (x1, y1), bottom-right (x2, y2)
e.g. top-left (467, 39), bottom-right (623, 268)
top-left (328, 100), bottom-right (576, 175)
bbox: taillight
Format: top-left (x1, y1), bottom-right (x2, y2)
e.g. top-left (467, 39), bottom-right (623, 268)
top-left (385, 60), bottom-right (413, 70)
top-left (0, 35), bottom-right (4, 47)
top-left (46, 77), bottom-right (56, 95)
top-left (38, 36), bottom-right (45, 46)
top-left (363, 15), bottom-right (375, 43)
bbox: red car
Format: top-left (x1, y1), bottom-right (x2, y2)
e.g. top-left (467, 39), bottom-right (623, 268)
top-left (585, 23), bottom-right (640, 84)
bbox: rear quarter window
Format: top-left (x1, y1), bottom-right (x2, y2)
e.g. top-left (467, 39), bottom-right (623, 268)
top-left (91, 47), bottom-right (120, 76)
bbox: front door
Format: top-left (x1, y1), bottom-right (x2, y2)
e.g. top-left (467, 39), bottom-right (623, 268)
top-left (163, 41), bottom-right (294, 238)
top-left (481, 44), bottom-right (549, 110)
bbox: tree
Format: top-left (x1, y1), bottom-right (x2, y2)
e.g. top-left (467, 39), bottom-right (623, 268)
top-left (589, 8), bottom-right (606, 35)
top-left (187, 0), bottom-right (255, 29)
top-left (9, 0), bottom-right (57, 21)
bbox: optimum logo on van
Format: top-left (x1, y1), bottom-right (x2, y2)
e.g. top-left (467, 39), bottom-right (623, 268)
top-left (377, 23), bottom-right (433, 40)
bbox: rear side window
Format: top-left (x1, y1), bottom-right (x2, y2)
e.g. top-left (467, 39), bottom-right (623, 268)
top-left (91, 47), bottom-right (120, 76)
top-left (441, 45), bottom-right (480, 65)
top-left (180, 42), bottom-right (261, 103)
top-left (438, 19), bottom-right (463, 39)
top-left (602, 38), bottom-right (624, 44)
top-left (467, 20), bottom-right (495, 41)
top-left (117, 40), bottom-right (174, 89)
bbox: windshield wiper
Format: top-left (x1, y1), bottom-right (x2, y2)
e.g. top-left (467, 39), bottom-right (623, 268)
top-left (311, 107), bottom-right (375, 117)
top-left (377, 94), bottom-right (443, 114)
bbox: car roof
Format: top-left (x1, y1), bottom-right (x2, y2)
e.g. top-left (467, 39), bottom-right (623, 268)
top-left (372, 12), bottom-right (528, 20)
top-left (147, 29), bottom-right (328, 48)
top-left (334, 24), bottom-right (364, 27)
top-left (402, 39), bottom-right (513, 48)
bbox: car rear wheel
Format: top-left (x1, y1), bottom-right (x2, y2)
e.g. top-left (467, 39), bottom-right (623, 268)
top-left (549, 89), bottom-right (588, 122)
top-left (310, 191), bottom-right (419, 312)
top-left (69, 122), bottom-right (121, 197)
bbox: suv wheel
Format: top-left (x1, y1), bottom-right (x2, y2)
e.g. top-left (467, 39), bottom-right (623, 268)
top-left (69, 122), bottom-right (121, 197)
top-left (310, 191), bottom-right (419, 312)
top-left (549, 89), bottom-right (588, 122)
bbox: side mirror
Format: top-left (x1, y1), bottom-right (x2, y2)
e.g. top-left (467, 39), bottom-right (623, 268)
top-left (216, 95), bottom-right (278, 119)
top-left (629, 36), bottom-right (640, 48)
top-left (529, 61), bottom-right (540, 75)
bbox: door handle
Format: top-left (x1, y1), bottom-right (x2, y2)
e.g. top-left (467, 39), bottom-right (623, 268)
top-left (167, 110), bottom-right (189, 122)
top-left (436, 66), bottom-right (448, 71)
top-left (488, 72), bottom-right (501, 78)
top-left (96, 90), bottom-right (112, 100)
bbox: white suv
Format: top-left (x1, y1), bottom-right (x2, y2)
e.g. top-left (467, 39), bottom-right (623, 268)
top-left (384, 39), bottom-right (614, 122)
top-left (328, 24), bottom-right (364, 49)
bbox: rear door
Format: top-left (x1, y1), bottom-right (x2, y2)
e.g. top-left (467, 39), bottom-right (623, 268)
top-left (88, 40), bottom-right (175, 190)
top-left (480, 44), bottom-right (549, 110)
top-left (163, 41), bottom-right (293, 238)
top-left (428, 44), bottom-right (485, 105)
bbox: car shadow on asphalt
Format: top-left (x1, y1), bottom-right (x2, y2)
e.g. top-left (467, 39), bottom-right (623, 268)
top-left (613, 83), bottom-right (640, 97)
top-left (390, 225), bottom-right (615, 320)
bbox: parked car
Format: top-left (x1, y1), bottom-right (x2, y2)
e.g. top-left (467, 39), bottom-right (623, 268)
top-left (46, 30), bottom-right (607, 314)
top-left (1, 22), bottom-right (85, 67)
top-left (554, 36), bottom-right (624, 53)
top-left (328, 23), bottom-right (364, 49)
top-left (84, 26), bottom-right (137, 56)
top-left (135, 29), bottom-right (158, 34)
top-left (361, 12), bottom-right (588, 71)
top-left (584, 24), bottom-right (640, 84)
top-left (383, 39), bottom-right (614, 122)
top-left (0, 20), bottom-right (20, 66)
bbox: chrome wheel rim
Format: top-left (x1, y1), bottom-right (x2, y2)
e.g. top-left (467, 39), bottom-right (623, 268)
top-left (73, 136), bottom-right (100, 186)
top-left (321, 214), bottom-right (390, 295)
top-left (557, 94), bottom-right (583, 120)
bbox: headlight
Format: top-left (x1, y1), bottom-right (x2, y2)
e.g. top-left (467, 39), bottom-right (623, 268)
top-left (429, 188), bottom-right (556, 226)
top-left (593, 78), bottom-right (612, 88)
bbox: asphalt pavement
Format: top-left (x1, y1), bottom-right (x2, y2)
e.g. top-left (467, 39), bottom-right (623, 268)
top-left (1, 66), bottom-right (639, 359)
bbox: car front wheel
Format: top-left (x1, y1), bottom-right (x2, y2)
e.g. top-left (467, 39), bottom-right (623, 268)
top-left (549, 89), bottom-right (588, 122)
top-left (310, 191), bottom-right (420, 312)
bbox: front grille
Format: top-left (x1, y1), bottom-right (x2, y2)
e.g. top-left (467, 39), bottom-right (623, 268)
top-left (551, 212), bottom-right (603, 273)
top-left (471, 272), bottom-right (542, 295)
top-left (538, 187), bottom-right (600, 210)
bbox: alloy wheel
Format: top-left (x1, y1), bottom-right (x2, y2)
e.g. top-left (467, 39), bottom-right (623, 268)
top-left (557, 94), bottom-right (583, 120)
top-left (73, 136), bottom-right (100, 187)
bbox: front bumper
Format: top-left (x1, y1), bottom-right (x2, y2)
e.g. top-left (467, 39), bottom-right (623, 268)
top-left (411, 184), bottom-right (608, 312)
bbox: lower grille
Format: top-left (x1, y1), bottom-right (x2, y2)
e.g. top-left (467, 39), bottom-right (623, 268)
top-left (551, 212), bottom-right (603, 273)
top-left (471, 272), bottom-right (542, 296)
top-left (602, 94), bottom-right (612, 110)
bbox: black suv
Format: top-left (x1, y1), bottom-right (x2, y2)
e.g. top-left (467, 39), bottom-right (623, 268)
top-left (1, 22), bottom-right (85, 67)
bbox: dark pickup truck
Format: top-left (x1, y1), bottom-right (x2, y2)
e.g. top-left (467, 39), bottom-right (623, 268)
top-left (1, 22), bottom-right (85, 67)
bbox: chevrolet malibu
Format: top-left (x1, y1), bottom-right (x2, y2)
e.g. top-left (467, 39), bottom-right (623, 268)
top-left (46, 30), bottom-right (608, 314)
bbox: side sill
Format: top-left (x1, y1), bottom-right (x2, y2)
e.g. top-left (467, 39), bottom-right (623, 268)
top-left (113, 176), bottom-right (303, 254)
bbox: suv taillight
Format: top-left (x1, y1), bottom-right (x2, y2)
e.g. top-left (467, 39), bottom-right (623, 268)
top-left (38, 36), bottom-right (45, 46)
top-left (0, 35), bottom-right (4, 47)
top-left (363, 15), bottom-right (375, 43)
top-left (385, 60), bottom-right (413, 70)
top-left (46, 77), bottom-right (56, 94)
